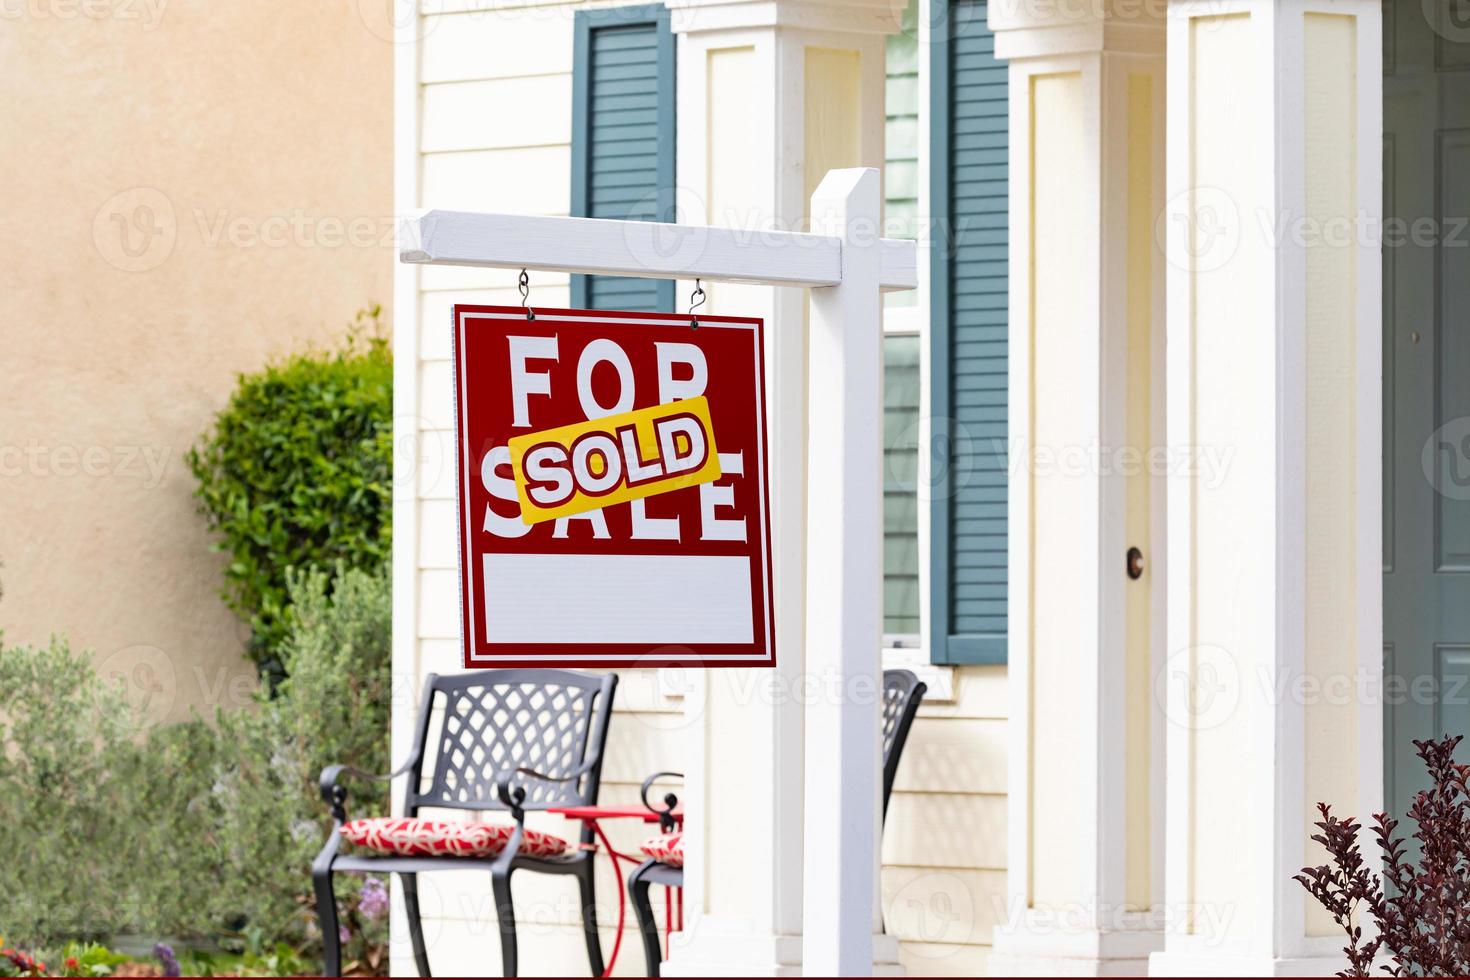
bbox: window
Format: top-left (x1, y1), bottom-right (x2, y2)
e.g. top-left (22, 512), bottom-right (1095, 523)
top-left (884, 324), bottom-right (922, 642)
top-left (883, 0), bottom-right (923, 647)
top-left (570, 5), bottom-right (675, 311)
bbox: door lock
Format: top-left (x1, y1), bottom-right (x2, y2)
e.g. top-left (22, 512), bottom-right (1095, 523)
top-left (1127, 547), bottom-right (1145, 581)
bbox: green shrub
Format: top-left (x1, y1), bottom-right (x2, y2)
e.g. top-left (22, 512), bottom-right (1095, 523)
top-left (0, 568), bottom-right (391, 958)
top-left (112, 718), bottom-right (227, 940)
top-left (186, 308), bottom-right (392, 676)
top-left (207, 565), bottom-right (392, 947)
top-left (0, 636), bottom-right (132, 947)
top-left (0, 639), bottom-right (229, 948)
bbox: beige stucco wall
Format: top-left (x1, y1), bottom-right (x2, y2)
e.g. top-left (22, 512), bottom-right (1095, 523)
top-left (0, 0), bottom-right (393, 722)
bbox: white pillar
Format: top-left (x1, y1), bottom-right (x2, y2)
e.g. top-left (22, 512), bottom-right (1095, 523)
top-left (803, 167), bottom-right (887, 977)
top-left (1152, 1), bottom-right (1382, 974)
top-left (660, 2), bottom-right (900, 976)
top-left (984, 2), bottom-right (1169, 974)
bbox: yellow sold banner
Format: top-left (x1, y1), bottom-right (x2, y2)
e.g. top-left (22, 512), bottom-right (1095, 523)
top-left (507, 395), bottom-right (721, 524)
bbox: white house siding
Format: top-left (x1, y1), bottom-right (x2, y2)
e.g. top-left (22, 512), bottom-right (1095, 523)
top-left (883, 666), bottom-right (1007, 975)
top-left (396, 1), bottom-right (1009, 974)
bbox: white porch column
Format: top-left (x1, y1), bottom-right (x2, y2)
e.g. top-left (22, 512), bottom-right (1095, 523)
top-left (659, 1), bottom-right (901, 975)
top-left (984, 2), bottom-right (1168, 974)
top-left (1152, 1), bottom-right (1382, 974)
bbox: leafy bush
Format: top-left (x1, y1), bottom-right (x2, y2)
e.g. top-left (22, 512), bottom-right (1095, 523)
top-left (209, 565), bottom-right (392, 946)
top-left (186, 309), bottom-right (392, 676)
top-left (1297, 735), bottom-right (1470, 976)
top-left (0, 636), bottom-right (133, 946)
top-left (0, 567), bottom-right (391, 964)
top-left (111, 719), bottom-right (227, 939)
top-left (0, 637), bottom-right (232, 949)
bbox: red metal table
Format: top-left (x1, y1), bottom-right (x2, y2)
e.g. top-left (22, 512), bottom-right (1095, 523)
top-left (548, 803), bottom-right (684, 977)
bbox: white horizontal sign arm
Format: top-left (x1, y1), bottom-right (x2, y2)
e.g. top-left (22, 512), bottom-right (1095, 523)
top-left (399, 209), bottom-right (919, 291)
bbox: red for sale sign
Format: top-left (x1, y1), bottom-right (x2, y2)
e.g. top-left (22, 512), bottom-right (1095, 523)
top-left (451, 305), bottom-right (775, 667)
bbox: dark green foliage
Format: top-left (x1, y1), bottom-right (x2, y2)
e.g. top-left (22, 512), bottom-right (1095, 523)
top-left (186, 308), bottom-right (392, 676)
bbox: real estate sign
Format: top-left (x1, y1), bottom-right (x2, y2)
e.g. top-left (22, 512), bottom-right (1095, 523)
top-left (451, 305), bottom-right (775, 667)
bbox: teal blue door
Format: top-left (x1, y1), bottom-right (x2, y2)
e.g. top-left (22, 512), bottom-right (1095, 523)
top-left (1383, 0), bottom-right (1470, 811)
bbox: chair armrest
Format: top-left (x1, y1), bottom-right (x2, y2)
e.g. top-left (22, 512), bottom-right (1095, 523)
top-left (640, 771), bottom-right (684, 832)
top-left (318, 760), bottom-right (416, 824)
top-left (492, 758), bottom-right (604, 822)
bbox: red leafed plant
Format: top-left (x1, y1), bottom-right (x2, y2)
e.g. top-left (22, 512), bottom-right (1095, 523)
top-left (1296, 735), bottom-right (1470, 977)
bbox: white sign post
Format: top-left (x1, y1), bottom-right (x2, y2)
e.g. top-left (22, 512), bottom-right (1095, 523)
top-left (401, 167), bottom-right (915, 975)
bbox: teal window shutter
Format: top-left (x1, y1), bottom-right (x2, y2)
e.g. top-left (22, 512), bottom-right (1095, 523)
top-left (571, 5), bottom-right (675, 311)
top-left (930, 0), bottom-right (1009, 665)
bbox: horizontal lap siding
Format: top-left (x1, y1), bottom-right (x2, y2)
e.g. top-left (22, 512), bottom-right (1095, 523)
top-left (409, 6), bottom-right (690, 976)
top-left (885, 664), bottom-right (1008, 968)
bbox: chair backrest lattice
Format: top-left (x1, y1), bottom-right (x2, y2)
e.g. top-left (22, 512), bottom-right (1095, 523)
top-left (404, 669), bottom-right (617, 816)
top-left (880, 668), bottom-right (927, 822)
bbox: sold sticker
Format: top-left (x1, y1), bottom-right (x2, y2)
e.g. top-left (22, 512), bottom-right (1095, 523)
top-left (508, 396), bottom-right (721, 524)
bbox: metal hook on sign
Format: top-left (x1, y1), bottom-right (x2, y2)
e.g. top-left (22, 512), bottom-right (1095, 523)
top-left (688, 278), bottom-right (706, 329)
top-left (518, 269), bottom-right (535, 321)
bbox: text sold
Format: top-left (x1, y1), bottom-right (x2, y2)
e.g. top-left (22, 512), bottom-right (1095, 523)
top-left (507, 396), bottom-right (721, 524)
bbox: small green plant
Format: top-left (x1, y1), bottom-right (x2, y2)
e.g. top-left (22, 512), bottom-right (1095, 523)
top-left (186, 307), bottom-right (392, 678)
top-left (55, 942), bottom-right (130, 977)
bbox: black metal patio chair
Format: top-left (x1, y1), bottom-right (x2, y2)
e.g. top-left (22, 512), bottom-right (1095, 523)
top-left (311, 668), bottom-right (618, 978)
top-left (626, 668), bottom-right (927, 976)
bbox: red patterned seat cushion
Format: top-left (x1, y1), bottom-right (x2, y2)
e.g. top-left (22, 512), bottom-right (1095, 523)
top-left (639, 831), bottom-right (684, 868)
top-left (340, 817), bottom-right (569, 859)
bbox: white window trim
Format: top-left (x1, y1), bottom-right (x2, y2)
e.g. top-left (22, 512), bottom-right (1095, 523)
top-left (882, 301), bottom-right (954, 702)
top-left (882, 646), bottom-right (955, 702)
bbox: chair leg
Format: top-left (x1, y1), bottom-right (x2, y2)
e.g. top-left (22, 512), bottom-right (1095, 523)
top-left (400, 872), bottom-right (433, 977)
top-left (576, 861), bottom-right (605, 977)
top-left (491, 866), bottom-right (519, 978)
top-left (628, 860), bottom-right (662, 978)
top-left (313, 866), bottom-right (341, 978)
